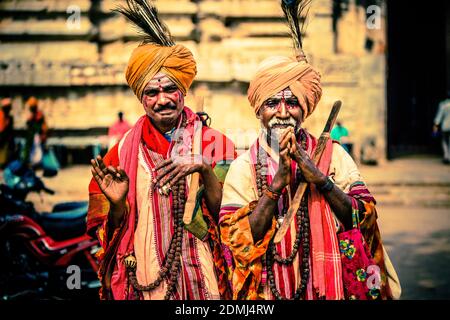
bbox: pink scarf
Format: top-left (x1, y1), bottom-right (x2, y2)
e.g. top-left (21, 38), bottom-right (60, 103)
top-left (109, 107), bottom-right (198, 299)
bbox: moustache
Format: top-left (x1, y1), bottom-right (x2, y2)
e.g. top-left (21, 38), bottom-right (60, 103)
top-left (268, 117), bottom-right (297, 128)
top-left (154, 103), bottom-right (177, 112)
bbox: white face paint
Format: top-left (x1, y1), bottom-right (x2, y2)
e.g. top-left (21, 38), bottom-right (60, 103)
top-left (261, 88), bottom-right (301, 144)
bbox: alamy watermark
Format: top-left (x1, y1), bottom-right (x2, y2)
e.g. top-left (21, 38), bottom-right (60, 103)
top-left (66, 5), bottom-right (81, 30)
top-left (66, 265), bottom-right (81, 290)
top-left (366, 5), bottom-right (382, 30)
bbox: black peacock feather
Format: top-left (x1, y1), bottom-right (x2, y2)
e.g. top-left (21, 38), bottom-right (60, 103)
top-left (281, 0), bottom-right (312, 59)
top-left (114, 0), bottom-right (175, 46)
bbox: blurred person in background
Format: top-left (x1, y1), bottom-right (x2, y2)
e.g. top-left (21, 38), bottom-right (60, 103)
top-left (0, 98), bottom-right (15, 168)
top-left (22, 96), bottom-right (48, 167)
top-left (433, 91), bottom-right (450, 164)
top-left (331, 121), bottom-right (352, 155)
top-left (108, 111), bottom-right (131, 150)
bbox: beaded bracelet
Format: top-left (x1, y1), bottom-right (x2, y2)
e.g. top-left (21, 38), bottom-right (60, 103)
top-left (264, 185), bottom-right (282, 201)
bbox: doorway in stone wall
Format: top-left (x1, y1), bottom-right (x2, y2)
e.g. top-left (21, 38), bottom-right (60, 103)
top-left (386, 0), bottom-right (449, 159)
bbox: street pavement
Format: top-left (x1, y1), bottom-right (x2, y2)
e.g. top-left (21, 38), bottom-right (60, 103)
top-left (2, 156), bottom-right (449, 300)
top-left (359, 157), bottom-right (450, 300)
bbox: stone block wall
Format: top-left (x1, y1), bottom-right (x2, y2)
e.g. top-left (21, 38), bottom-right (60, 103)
top-left (0, 0), bottom-right (387, 162)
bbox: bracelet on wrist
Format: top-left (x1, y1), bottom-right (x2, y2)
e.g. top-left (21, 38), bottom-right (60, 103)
top-left (318, 177), bottom-right (334, 193)
top-left (264, 185), bottom-right (282, 201)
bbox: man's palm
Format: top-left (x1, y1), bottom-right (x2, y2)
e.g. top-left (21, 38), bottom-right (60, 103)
top-left (99, 172), bottom-right (129, 205)
top-left (91, 156), bottom-right (129, 205)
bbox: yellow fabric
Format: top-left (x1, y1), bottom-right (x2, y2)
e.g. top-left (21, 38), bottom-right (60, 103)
top-left (125, 43), bottom-right (197, 100)
top-left (220, 201), bottom-right (277, 300)
top-left (247, 56), bottom-right (322, 119)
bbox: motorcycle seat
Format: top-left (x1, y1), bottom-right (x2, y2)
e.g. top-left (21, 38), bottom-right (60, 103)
top-left (49, 202), bottom-right (88, 220)
top-left (37, 202), bottom-right (89, 241)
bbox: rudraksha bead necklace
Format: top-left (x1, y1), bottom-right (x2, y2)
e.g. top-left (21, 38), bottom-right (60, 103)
top-left (255, 131), bottom-right (311, 300)
top-left (126, 114), bottom-right (188, 300)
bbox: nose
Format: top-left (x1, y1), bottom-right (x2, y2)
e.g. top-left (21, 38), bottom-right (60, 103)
top-left (156, 91), bottom-right (167, 105)
top-left (277, 100), bottom-right (289, 119)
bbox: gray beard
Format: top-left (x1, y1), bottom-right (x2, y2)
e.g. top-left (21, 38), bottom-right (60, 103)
top-left (261, 125), bottom-right (301, 154)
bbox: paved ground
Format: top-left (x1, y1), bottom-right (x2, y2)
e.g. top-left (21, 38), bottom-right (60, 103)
top-left (2, 156), bottom-right (450, 299)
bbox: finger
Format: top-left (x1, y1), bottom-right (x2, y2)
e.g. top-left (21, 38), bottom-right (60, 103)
top-left (170, 170), bottom-right (187, 187)
top-left (159, 166), bottom-right (180, 187)
top-left (155, 163), bottom-right (177, 184)
top-left (280, 148), bottom-right (289, 158)
top-left (90, 158), bottom-right (100, 172)
top-left (280, 148), bottom-right (291, 161)
top-left (280, 132), bottom-right (293, 150)
top-left (289, 134), bottom-right (297, 147)
top-left (288, 136), bottom-right (298, 153)
top-left (107, 165), bottom-right (125, 180)
top-left (91, 167), bottom-right (103, 185)
top-left (96, 155), bottom-right (109, 174)
top-left (92, 160), bottom-right (105, 180)
top-left (117, 166), bottom-right (129, 181)
top-left (107, 166), bottom-right (122, 179)
top-left (278, 130), bottom-right (290, 146)
top-left (154, 158), bottom-right (173, 172)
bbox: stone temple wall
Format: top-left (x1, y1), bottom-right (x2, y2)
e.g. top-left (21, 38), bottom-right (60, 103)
top-left (0, 0), bottom-right (386, 162)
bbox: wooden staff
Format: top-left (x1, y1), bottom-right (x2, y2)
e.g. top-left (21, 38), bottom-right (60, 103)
top-left (273, 100), bottom-right (342, 243)
top-left (183, 97), bottom-right (204, 225)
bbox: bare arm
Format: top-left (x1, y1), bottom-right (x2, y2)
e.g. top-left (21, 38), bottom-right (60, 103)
top-left (248, 130), bottom-right (292, 242)
top-left (199, 163), bottom-right (223, 222)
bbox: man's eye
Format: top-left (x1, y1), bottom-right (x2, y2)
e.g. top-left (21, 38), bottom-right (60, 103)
top-left (145, 90), bottom-right (158, 97)
top-left (286, 99), bottom-right (299, 106)
top-left (265, 100), bottom-right (279, 108)
top-left (165, 87), bottom-right (178, 93)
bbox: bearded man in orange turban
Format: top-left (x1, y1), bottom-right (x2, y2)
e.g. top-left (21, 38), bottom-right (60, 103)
top-left (87, 0), bottom-right (235, 300)
top-left (219, 0), bottom-right (400, 301)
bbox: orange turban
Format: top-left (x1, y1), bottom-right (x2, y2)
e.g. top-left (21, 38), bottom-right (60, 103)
top-left (1, 98), bottom-right (11, 108)
top-left (26, 96), bottom-right (38, 108)
top-left (247, 56), bottom-right (322, 120)
top-left (125, 43), bottom-right (197, 101)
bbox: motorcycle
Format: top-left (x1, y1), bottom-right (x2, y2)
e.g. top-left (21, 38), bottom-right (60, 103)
top-left (0, 161), bottom-right (100, 300)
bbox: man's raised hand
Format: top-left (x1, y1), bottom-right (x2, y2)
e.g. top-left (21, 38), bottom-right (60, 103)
top-left (288, 133), bottom-right (327, 186)
top-left (90, 155), bottom-right (129, 206)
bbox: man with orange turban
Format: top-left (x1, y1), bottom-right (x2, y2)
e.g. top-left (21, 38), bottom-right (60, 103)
top-left (87, 0), bottom-right (235, 300)
top-left (22, 96), bottom-right (48, 166)
top-left (219, 54), bottom-right (400, 300)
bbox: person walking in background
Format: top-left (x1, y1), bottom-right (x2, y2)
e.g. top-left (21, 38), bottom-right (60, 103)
top-left (107, 111), bottom-right (131, 150)
top-left (331, 121), bottom-right (351, 154)
top-left (433, 92), bottom-right (450, 164)
top-left (0, 98), bottom-right (15, 168)
top-left (22, 96), bottom-right (48, 166)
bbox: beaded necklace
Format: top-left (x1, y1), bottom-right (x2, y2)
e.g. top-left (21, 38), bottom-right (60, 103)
top-left (126, 114), bottom-right (188, 300)
top-left (255, 130), bottom-right (311, 300)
